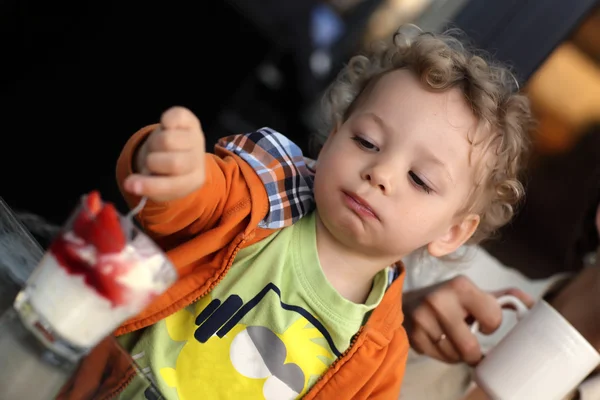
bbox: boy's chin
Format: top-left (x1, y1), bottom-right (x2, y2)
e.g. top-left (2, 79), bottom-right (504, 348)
top-left (331, 227), bottom-right (387, 256)
top-left (327, 215), bottom-right (369, 239)
top-left (326, 217), bottom-right (425, 261)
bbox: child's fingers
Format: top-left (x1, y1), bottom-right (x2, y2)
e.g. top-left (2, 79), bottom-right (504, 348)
top-left (160, 106), bottom-right (202, 131)
top-left (123, 174), bottom-right (145, 195)
top-left (123, 173), bottom-right (203, 201)
top-left (145, 151), bottom-right (197, 176)
top-left (147, 128), bottom-right (201, 152)
top-left (124, 174), bottom-right (179, 199)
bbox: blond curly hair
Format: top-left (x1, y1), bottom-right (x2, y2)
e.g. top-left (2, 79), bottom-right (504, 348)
top-left (315, 25), bottom-right (533, 244)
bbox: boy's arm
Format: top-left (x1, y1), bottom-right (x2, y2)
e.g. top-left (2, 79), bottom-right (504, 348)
top-left (116, 125), bottom-right (316, 242)
top-left (116, 124), bottom-right (253, 241)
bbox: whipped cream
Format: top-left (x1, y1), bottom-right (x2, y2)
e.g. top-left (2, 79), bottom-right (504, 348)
top-left (24, 231), bottom-right (175, 349)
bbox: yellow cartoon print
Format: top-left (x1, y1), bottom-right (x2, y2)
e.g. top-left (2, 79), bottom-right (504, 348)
top-left (159, 283), bottom-right (338, 400)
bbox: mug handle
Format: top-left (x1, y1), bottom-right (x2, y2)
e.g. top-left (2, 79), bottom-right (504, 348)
top-left (470, 295), bottom-right (530, 334)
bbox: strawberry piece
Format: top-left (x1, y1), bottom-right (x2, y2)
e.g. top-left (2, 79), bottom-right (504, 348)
top-left (85, 191), bottom-right (103, 214)
top-left (94, 272), bottom-right (128, 306)
top-left (72, 191), bottom-right (103, 237)
top-left (72, 213), bottom-right (92, 238)
top-left (94, 258), bottom-right (133, 306)
top-left (51, 234), bottom-right (130, 307)
top-left (87, 203), bottom-right (126, 254)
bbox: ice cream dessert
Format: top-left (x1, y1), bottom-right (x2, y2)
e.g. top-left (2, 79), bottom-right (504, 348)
top-left (20, 191), bottom-right (176, 349)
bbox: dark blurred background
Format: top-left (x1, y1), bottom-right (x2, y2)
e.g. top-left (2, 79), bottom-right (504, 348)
top-left (1, 0), bottom-right (599, 278)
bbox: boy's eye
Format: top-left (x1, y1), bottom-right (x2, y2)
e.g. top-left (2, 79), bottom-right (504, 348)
top-left (409, 171), bottom-right (432, 194)
top-left (351, 136), bottom-right (379, 152)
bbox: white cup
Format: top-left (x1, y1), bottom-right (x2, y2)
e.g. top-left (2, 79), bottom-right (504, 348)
top-left (472, 295), bottom-right (600, 400)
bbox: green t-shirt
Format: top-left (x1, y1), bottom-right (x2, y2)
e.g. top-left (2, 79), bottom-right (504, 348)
top-left (119, 211), bottom-right (388, 400)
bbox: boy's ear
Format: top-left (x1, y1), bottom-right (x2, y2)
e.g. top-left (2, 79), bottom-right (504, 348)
top-left (427, 214), bottom-right (480, 257)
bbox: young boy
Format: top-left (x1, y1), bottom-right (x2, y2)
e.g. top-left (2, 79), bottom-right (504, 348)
top-left (60, 25), bottom-right (532, 400)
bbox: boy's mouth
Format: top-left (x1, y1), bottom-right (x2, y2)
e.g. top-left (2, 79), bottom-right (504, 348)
top-left (342, 191), bottom-right (379, 220)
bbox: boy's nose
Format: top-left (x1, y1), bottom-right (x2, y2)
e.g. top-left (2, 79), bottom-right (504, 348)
top-left (363, 167), bottom-right (393, 195)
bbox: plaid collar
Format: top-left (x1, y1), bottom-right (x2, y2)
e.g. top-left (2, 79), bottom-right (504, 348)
top-left (218, 127), bottom-right (315, 229)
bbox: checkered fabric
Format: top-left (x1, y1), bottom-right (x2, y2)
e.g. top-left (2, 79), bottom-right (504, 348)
top-left (218, 127), bottom-right (316, 229)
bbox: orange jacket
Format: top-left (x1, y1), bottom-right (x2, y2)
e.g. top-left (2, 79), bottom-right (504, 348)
top-left (58, 125), bottom-right (409, 400)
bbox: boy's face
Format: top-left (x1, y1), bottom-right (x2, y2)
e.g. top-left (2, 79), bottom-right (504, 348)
top-left (314, 69), bottom-right (481, 263)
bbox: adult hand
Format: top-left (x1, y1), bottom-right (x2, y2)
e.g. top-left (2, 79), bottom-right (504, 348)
top-left (404, 275), bottom-right (534, 365)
